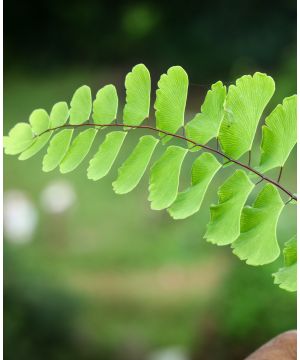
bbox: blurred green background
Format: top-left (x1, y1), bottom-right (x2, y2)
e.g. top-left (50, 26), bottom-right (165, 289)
top-left (4, 0), bottom-right (296, 359)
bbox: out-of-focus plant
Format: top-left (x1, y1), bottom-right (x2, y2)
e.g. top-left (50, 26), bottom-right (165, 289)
top-left (191, 260), bottom-right (296, 360)
top-left (4, 256), bottom-right (107, 360)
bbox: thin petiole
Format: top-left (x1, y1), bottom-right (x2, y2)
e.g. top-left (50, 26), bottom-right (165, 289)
top-left (277, 167), bottom-right (283, 183)
top-left (255, 178), bottom-right (264, 185)
top-left (248, 151), bottom-right (251, 167)
top-left (285, 197), bottom-right (294, 206)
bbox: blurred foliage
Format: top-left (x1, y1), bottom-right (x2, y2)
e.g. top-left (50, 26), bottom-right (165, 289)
top-left (4, 249), bottom-right (112, 360)
top-left (192, 259), bottom-right (296, 359)
top-left (4, 0), bottom-right (296, 82)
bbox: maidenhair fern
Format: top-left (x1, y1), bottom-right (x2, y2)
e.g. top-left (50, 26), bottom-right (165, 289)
top-left (4, 64), bottom-right (297, 292)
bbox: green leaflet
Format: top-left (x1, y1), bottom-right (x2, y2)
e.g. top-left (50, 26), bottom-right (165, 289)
top-left (259, 95), bottom-right (297, 173)
top-left (19, 131), bottom-right (53, 160)
top-left (168, 153), bottom-right (221, 219)
top-left (155, 66), bottom-right (188, 141)
top-left (87, 131), bottom-right (127, 181)
top-left (148, 146), bottom-right (188, 210)
top-left (283, 235), bottom-right (297, 266)
top-left (93, 84), bottom-right (118, 124)
top-left (60, 128), bottom-right (98, 173)
top-left (219, 72), bottom-right (275, 159)
top-left (50, 102), bottom-right (69, 127)
top-left (273, 236), bottom-right (297, 291)
top-left (232, 184), bottom-right (284, 265)
top-left (123, 64), bottom-right (151, 126)
top-left (69, 85), bottom-right (92, 125)
top-left (3, 136), bottom-right (9, 148)
top-left (273, 235), bottom-right (296, 292)
top-left (185, 81), bottom-right (226, 147)
top-left (113, 135), bottom-right (159, 194)
top-left (4, 123), bottom-right (34, 155)
top-left (42, 129), bottom-right (74, 172)
top-left (273, 263), bottom-right (297, 292)
top-left (204, 170), bottom-right (254, 245)
top-left (29, 109), bottom-right (49, 135)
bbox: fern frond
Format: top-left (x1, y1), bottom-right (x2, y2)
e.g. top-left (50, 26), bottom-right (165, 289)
top-left (4, 64), bottom-right (297, 291)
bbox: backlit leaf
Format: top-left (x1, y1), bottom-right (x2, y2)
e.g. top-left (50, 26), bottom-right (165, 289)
top-left (185, 81), bottom-right (226, 147)
top-left (60, 128), bottom-right (97, 173)
top-left (42, 129), bottom-right (74, 172)
top-left (123, 64), bottom-right (151, 126)
top-left (29, 109), bottom-right (49, 135)
top-left (273, 236), bottom-right (297, 292)
top-left (50, 102), bottom-right (69, 127)
top-left (69, 85), bottom-right (92, 125)
top-left (273, 263), bottom-right (296, 292)
top-left (155, 66), bottom-right (188, 141)
top-left (93, 84), bottom-right (118, 124)
top-left (204, 170), bottom-right (254, 245)
top-left (259, 95), bottom-right (297, 173)
top-left (19, 131), bottom-right (53, 160)
top-left (232, 184), bottom-right (284, 265)
top-left (113, 135), bottom-right (159, 194)
top-left (282, 235), bottom-right (297, 266)
top-left (219, 73), bottom-right (275, 159)
top-left (3, 136), bottom-right (9, 148)
top-left (168, 153), bottom-right (221, 219)
top-left (4, 123), bottom-right (34, 155)
top-left (149, 146), bottom-right (188, 210)
top-left (87, 131), bottom-right (127, 181)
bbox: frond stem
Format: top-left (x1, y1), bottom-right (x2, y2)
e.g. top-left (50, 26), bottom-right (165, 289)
top-left (40, 122), bottom-right (297, 202)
